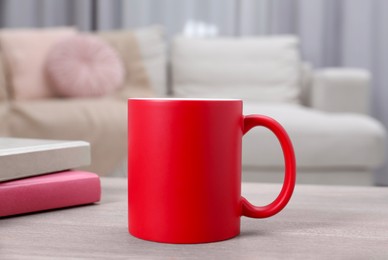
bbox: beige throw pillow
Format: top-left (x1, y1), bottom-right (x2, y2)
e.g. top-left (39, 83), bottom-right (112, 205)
top-left (98, 27), bottom-right (164, 98)
top-left (0, 28), bottom-right (76, 100)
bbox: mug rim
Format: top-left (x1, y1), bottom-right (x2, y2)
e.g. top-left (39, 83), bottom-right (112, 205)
top-left (128, 98), bottom-right (242, 102)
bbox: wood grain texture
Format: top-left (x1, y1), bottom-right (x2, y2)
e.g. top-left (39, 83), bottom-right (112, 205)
top-left (1, 178), bottom-right (388, 259)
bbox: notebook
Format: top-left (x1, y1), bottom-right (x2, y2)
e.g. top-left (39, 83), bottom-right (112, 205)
top-left (0, 138), bottom-right (90, 182)
top-left (0, 170), bottom-right (101, 217)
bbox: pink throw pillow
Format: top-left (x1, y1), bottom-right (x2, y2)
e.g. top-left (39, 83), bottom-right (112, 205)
top-left (46, 34), bottom-right (124, 97)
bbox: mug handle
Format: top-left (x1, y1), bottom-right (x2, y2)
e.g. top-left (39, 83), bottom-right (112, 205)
top-left (241, 115), bottom-right (296, 218)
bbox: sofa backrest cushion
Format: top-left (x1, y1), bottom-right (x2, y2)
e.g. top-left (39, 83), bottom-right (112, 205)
top-left (0, 51), bottom-right (8, 101)
top-left (0, 28), bottom-right (76, 100)
top-left (171, 36), bottom-right (302, 103)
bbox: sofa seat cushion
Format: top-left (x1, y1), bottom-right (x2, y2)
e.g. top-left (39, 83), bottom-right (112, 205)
top-left (7, 98), bottom-right (127, 175)
top-left (243, 103), bottom-right (386, 169)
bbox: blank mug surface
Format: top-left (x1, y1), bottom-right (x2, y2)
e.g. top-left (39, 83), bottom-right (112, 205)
top-left (128, 98), bottom-right (296, 244)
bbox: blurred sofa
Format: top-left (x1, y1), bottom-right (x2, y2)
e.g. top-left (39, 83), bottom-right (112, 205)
top-left (171, 36), bottom-right (386, 185)
top-left (0, 26), bottom-right (385, 185)
top-left (0, 26), bottom-right (166, 175)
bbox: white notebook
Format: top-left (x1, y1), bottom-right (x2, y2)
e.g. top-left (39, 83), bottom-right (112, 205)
top-left (0, 138), bottom-right (91, 182)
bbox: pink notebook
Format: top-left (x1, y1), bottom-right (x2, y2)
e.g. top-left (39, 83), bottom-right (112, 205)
top-left (0, 170), bottom-right (101, 217)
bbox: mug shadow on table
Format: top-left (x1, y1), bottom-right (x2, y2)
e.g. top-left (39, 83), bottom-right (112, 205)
top-left (239, 230), bottom-right (271, 238)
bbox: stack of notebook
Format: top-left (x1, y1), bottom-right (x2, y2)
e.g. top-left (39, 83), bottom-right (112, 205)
top-left (0, 138), bottom-right (101, 217)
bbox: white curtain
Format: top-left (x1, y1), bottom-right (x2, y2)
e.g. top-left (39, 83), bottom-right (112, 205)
top-left (1, 0), bottom-right (388, 183)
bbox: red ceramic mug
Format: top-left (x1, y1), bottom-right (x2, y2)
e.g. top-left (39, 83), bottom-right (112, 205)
top-left (128, 98), bottom-right (296, 244)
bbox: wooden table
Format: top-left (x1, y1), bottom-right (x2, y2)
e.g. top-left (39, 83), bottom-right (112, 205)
top-left (2, 178), bottom-right (388, 259)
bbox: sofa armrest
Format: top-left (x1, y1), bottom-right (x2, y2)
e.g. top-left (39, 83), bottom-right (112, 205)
top-left (311, 68), bottom-right (370, 114)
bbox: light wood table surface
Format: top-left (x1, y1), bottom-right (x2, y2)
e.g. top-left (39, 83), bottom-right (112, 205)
top-left (2, 178), bottom-right (388, 259)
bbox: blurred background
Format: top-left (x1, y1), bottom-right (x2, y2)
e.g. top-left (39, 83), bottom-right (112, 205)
top-left (0, 0), bottom-right (387, 185)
